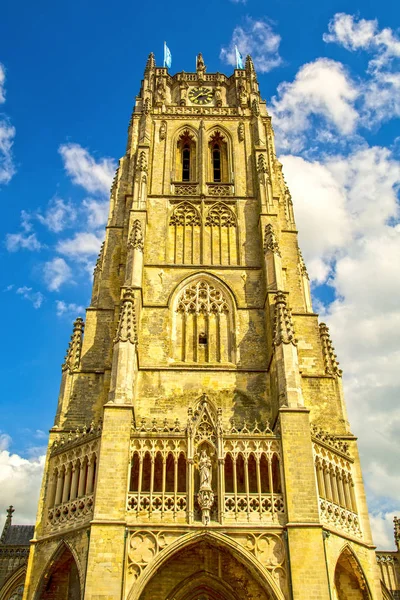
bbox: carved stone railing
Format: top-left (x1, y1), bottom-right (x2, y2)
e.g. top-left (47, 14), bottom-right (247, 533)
top-left (319, 498), bottom-right (361, 537)
top-left (172, 182), bottom-right (199, 196)
top-left (127, 492), bottom-right (187, 519)
top-left (224, 493), bottom-right (285, 524)
top-left (376, 553), bottom-right (399, 594)
top-left (127, 396), bottom-right (285, 526)
top-left (47, 493), bottom-right (94, 530)
top-left (207, 183), bottom-right (233, 196)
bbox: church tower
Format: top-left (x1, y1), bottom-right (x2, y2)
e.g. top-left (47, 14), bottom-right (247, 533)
top-left (22, 53), bottom-right (384, 600)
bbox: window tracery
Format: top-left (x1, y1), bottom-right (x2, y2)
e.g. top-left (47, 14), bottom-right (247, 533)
top-left (174, 279), bottom-right (234, 364)
top-left (176, 130), bottom-right (196, 183)
top-left (168, 201), bottom-right (239, 266)
top-left (169, 202), bottom-right (201, 264)
top-left (209, 131), bottom-right (228, 183)
top-left (127, 396), bottom-right (285, 525)
top-left (205, 203), bottom-right (238, 265)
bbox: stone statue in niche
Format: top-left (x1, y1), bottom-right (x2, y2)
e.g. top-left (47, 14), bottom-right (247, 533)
top-left (199, 449), bottom-right (212, 489)
top-left (159, 121), bottom-right (167, 141)
top-left (197, 448), bottom-right (214, 525)
top-left (180, 78), bottom-right (189, 106)
top-left (156, 79), bottom-right (166, 106)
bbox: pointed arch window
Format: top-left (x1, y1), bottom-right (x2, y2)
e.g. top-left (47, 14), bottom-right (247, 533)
top-left (209, 131), bottom-right (228, 183)
top-left (169, 201), bottom-right (201, 264)
top-left (176, 130), bottom-right (196, 182)
top-left (174, 279), bottom-right (235, 364)
top-left (205, 203), bottom-right (239, 265)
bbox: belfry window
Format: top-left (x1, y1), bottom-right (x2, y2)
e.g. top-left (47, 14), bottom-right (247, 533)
top-left (212, 145), bottom-right (221, 182)
top-left (176, 129), bottom-right (196, 182)
top-left (208, 130), bottom-right (228, 183)
top-left (182, 144), bottom-right (190, 181)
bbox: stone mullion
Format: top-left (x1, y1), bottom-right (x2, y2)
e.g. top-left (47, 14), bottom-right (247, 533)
top-left (227, 224), bottom-right (231, 265)
top-left (182, 312), bottom-right (187, 362)
top-left (55, 468), bottom-right (64, 506)
top-left (342, 472), bottom-right (351, 510)
top-left (316, 459), bottom-right (326, 498)
top-left (323, 463), bottom-right (333, 501)
top-left (174, 454), bottom-right (178, 518)
top-left (182, 220), bottom-right (186, 264)
top-left (78, 458), bottom-right (87, 498)
top-left (233, 455), bottom-right (238, 518)
top-left (256, 456), bottom-right (262, 520)
top-left (216, 312), bottom-right (221, 363)
top-left (218, 458), bottom-right (225, 524)
top-left (349, 476), bottom-right (357, 513)
top-left (218, 219), bottom-right (222, 265)
top-left (62, 463), bottom-right (72, 503)
top-left (337, 470), bottom-right (346, 508)
top-left (70, 461), bottom-right (79, 500)
top-left (162, 455), bottom-right (166, 515)
top-left (86, 456), bottom-right (95, 495)
top-left (268, 457), bottom-right (275, 518)
top-left (137, 455), bottom-right (143, 514)
top-left (200, 200), bottom-right (205, 265)
top-left (244, 456), bottom-right (250, 520)
top-left (149, 454), bottom-right (155, 514)
top-left (329, 466), bottom-right (340, 505)
top-left (47, 469), bottom-right (57, 508)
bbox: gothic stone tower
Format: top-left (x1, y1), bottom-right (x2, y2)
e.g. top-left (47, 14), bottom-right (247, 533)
top-left (23, 53), bottom-right (383, 600)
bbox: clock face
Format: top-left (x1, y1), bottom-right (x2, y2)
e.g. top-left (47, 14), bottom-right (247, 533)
top-left (189, 87), bottom-right (214, 105)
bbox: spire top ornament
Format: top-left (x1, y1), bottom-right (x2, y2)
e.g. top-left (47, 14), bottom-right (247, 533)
top-left (62, 317), bottom-right (84, 373)
top-left (319, 323), bottom-right (342, 377)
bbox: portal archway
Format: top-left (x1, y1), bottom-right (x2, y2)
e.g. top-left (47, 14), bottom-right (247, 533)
top-left (34, 542), bottom-right (82, 600)
top-left (333, 546), bottom-right (371, 600)
top-left (128, 531), bottom-right (285, 600)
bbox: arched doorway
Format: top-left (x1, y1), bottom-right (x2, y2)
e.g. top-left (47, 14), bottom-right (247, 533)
top-left (333, 546), bottom-right (371, 600)
top-left (34, 543), bottom-right (81, 600)
top-left (132, 534), bottom-right (284, 600)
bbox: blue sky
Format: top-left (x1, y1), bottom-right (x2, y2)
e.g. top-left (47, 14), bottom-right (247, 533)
top-left (0, 0), bottom-right (400, 549)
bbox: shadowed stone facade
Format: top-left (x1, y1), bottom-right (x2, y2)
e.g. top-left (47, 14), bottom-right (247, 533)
top-left (8, 52), bottom-right (393, 599)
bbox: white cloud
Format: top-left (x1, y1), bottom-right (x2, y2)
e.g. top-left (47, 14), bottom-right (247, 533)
top-left (0, 119), bottom-right (16, 184)
top-left (0, 63), bottom-right (6, 104)
top-left (0, 433), bottom-right (44, 531)
top-left (323, 14), bottom-right (400, 127)
top-left (56, 231), bottom-right (104, 260)
top-left (43, 257), bottom-right (73, 291)
top-left (82, 198), bottom-right (109, 229)
top-left (36, 197), bottom-right (76, 233)
top-left (324, 13), bottom-right (400, 70)
top-left (220, 18), bottom-right (282, 73)
top-left (323, 13), bottom-right (378, 52)
top-left (56, 300), bottom-right (85, 317)
top-left (281, 144), bottom-right (400, 549)
top-left (16, 286), bottom-right (44, 309)
top-left (59, 143), bottom-right (116, 195)
top-left (5, 231), bottom-right (42, 252)
top-left (271, 59), bottom-right (359, 152)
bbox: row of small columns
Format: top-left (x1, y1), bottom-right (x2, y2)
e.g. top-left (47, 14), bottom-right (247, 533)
top-left (315, 457), bottom-right (356, 513)
top-left (48, 454), bottom-right (97, 508)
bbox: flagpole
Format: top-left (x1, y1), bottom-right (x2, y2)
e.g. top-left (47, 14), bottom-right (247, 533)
top-left (163, 41), bottom-right (166, 68)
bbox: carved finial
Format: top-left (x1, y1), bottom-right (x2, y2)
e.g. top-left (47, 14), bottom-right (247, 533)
top-left (0, 506), bottom-right (14, 544)
top-left (273, 292), bottom-right (297, 346)
top-left (264, 224), bottom-right (281, 256)
top-left (238, 122), bottom-right (245, 142)
top-left (245, 55), bottom-right (255, 74)
top-left (257, 154), bottom-right (268, 174)
top-left (319, 323), bottom-right (342, 377)
top-left (144, 52), bottom-right (155, 74)
top-left (137, 151), bottom-right (147, 173)
top-left (114, 288), bottom-right (138, 344)
top-left (128, 219), bottom-right (144, 252)
top-left (196, 53), bottom-right (206, 74)
top-left (62, 318), bottom-right (84, 373)
top-left (298, 248), bottom-right (309, 279)
top-left (394, 517), bottom-right (400, 551)
top-left (93, 242), bottom-right (105, 277)
top-left (252, 98), bottom-right (260, 117)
